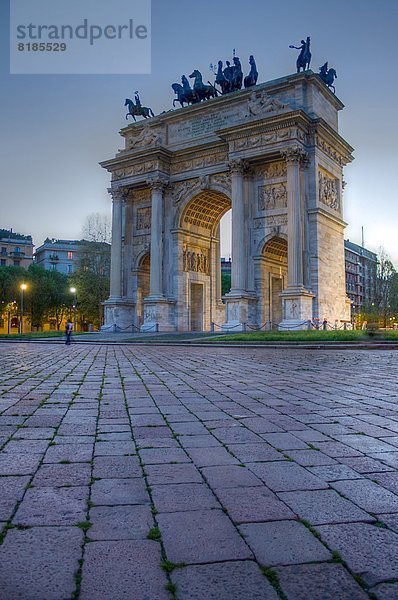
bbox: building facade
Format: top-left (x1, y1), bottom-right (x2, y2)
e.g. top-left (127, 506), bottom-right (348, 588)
top-left (344, 240), bottom-right (377, 316)
top-left (35, 239), bottom-right (80, 274)
top-left (101, 71), bottom-right (354, 332)
top-left (35, 239), bottom-right (111, 277)
top-left (0, 230), bottom-right (34, 269)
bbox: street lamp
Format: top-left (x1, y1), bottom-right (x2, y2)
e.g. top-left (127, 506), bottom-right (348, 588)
top-left (70, 287), bottom-right (77, 331)
top-left (19, 283), bottom-right (27, 334)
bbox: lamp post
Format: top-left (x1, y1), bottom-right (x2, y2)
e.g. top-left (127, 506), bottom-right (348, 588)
top-left (20, 284), bottom-right (27, 334)
top-left (70, 287), bottom-right (77, 332)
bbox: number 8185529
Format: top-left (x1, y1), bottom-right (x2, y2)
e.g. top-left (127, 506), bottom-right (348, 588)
top-left (17, 43), bottom-right (67, 51)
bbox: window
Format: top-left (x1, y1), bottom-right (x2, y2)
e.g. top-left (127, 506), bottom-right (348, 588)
top-left (67, 264), bottom-right (72, 273)
top-left (51, 264), bottom-right (57, 271)
top-left (67, 251), bottom-right (73, 260)
top-left (1, 247), bottom-right (6, 254)
top-left (0, 259), bottom-right (6, 266)
top-left (13, 260), bottom-right (20, 266)
top-left (15, 247), bottom-right (21, 254)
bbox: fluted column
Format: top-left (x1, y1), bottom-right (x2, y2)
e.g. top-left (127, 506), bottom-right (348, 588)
top-left (147, 175), bottom-right (168, 299)
top-left (281, 147), bottom-right (308, 290)
top-left (229, 159), bottom-right (247, 295)
top-left (109, 188), bottom-right (127, 300)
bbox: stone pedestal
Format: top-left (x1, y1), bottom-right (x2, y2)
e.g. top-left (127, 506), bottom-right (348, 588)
top-left (102, 299), bottom-right (135, 333)
top-left (278, 289), bottom-right (314, 330)
top-left (222, 294), bottom-right (258, 332)
top-left (141, 298), bottom-right (176, 332)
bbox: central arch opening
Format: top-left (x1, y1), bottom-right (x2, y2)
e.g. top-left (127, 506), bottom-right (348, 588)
top-left (179, 190), bottom-right (231, 331)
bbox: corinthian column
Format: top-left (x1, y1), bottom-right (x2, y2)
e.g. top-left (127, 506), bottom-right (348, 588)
top-left (109, 187), bottom-right (128, 300)
top-left (147, 175), bottom-right (169, 299)
top-left (228, 159), bottom-right (247, 295)
top-left (281, 147), bottom-right (308, 290)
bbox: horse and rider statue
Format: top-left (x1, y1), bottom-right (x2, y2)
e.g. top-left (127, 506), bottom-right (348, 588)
top-left (318, 62), bottom-right (337, 93)
top-left (125, 91), bottom-right (154, 121)
top-left (289, 36), bottom-right (312, 72)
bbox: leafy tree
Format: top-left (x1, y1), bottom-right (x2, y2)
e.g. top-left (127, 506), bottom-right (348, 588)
top-left (69, 269), bottom-right (109, 328)
top-left (374, 249), bottom-right (397, 327)
top-left (221, 272), bottom-right (231, 296)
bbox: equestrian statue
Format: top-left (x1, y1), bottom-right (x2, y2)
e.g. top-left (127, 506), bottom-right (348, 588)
top-left (124, 92), bottom-right (154, 121)
top-left (289, 36), bottom-right (311, 72)
top-left (318, 62), bottom-right (337, 94)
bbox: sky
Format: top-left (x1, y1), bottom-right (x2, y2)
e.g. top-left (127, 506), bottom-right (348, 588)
top-left (1, 0), bottom-right (397, 264)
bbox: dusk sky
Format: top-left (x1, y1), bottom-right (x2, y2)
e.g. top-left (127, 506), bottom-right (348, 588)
top-left (1, 0), bottom-right (397, 263)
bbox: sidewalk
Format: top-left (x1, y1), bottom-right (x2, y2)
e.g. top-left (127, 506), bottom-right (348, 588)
top-left (0, 343), bottom-right (398, 598)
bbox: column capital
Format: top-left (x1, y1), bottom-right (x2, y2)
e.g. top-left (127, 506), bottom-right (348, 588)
top-left (108, 187), bottom-right (131, 202)
top-left (281, 145), bottom-right (308, 164)
top-left (146, 174), bottom-right (169, 192)
top-left (227, 158), bottom-right (249, 175)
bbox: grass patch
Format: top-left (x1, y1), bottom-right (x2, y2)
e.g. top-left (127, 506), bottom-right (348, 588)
top-left (200, 330), bottom-right (398, 343)
top-left (147, 526), bottom-right (161, 541)
top-left (161, 560), bottom-right (178, 573)
top-left (76, 521), bottom-right (92, 533)
top-left (261, 567), bottom-right (286, 598)
top-left (165, 581), bottom-right (177, 594)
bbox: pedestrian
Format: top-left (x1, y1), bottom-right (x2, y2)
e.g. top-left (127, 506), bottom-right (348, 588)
top-left (65, 319), bottom-right (73, 345)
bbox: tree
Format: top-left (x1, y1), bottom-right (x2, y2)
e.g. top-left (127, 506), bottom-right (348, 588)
top-left (82, 213), bottom-right (111, 244)
top-left (221, 272), bottom-right (231, 296)
top-left (69, 269), bottom-right (109, 328)
top-left (374, 248), bottom-right (397, 327)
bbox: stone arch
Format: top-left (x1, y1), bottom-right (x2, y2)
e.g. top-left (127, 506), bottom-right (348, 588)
top-left (176, 189), bottom-right (232, 331)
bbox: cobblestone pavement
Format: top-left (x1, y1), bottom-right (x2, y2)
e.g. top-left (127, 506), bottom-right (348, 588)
top-left (0, 344), bottom-right (398, 599)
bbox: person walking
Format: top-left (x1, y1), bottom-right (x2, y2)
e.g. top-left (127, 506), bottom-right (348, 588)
top-left (65, 319), bottom-right (73, 345)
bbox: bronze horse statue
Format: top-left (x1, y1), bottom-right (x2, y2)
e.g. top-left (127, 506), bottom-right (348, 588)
top-left (189, 70), bottom-right (218, 101)
top-left (290, 36), bottom-right (311, 72)
top-left (319, 62), bottom-right (337, 94)
top-left (124, 98), bottom-right (154, 121)
top-left (244, 55), bottom-right (258, 88)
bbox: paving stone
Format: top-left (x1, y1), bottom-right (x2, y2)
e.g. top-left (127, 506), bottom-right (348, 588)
top-left (185, 446), bottom-right (239, 467)
top-left (279, 489), bottom-right (373, 525)
top-left (32, 462), bottom-right (91, 487)
top-left (237, 417), bottom-right (285, 434)
top-left (215, 486), bottom-right (295, 523)
top-left (226, 442), bottom-right (284, 463)
top-left (92, 455), bottom-right (142, 478)
top-left (0, 452), bottom-right (41, 475)
top-left (261, 433), bottom-right (309, 450)
top-left (338, 456), bottom-right (395, 473)
top-left (172, 561), bottom-right (279, 600)
top-left (335, 434), bottom-right (398, 454)
top-left (369, 452), bottom-right (398, 469)
top-left (284, 449), bottom-right (336, 466)
top-left (314, 441), bottom-right (362, 458)
top-left (134, 426), bottom-right (174, 439)
top-left (158, 509), bottom-right (252, 564)
top-left (239, 520), bottom-right (331, 566)
top-left (371, 582), bottom-right (398, 599)
top-left (178, 434), bottom-right (222, 448)
top-left (94, 441), bottom-right (135, 456)
top-left (201, 465), bottom-right (262, 488)
top-left (0, 526), bottom-right (83, 600)
top-left (43, 443), bottom-right (93, 463)
top-left (210, 426), bottom-right (262, 444)
top-left (371, 471), bottom-right (398, 494)
top-left (145, 463), bottom-right (203, 485)
top-left (317, 522), bottom-right (398, 586)
top-left (91, 478), bottom-right (150, 506)
top-left (275, 563), bottom-right (369, 600)
top-left (95, 431), bottom-right (133, 441)
top-left (0, 476), bottom-right (30, 520)
top-left (53, 434), bottom-right (95, 444)
top-left (151, 482), bottom-right (220, 513)
top-left (79, 540), bottom-right (169, 600)
top-left (11, 427), bottom-right (55, 440)
top-left (139, 447), bottom-right (190, 464)
top-left (89, 505), bottom-right (153, 540)
top-left (170, 421), bottom-right (209, 435)
top-left (308, 464), bottom-right (364, 481)
top-left (331, 479), bottom-right (398, 513)
top-left (247, 461), bottom-right (328, 492)
top-left (13, 485), bottom-right (88, 526)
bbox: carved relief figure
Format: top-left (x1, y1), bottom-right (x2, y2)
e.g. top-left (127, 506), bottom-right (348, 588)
top-left (318, 171), bottom-right (340, 211)
top-left (182, 246), bottom-right (209, 274)
top-left (136, 207), bottom-right (151, 230)
top-left (259, 183), bottom-right (287, 211)
top-left (127, 124), bottom-right (162, 150)
top-left (247, 90), bottom-right (286, 117)
top-left (264, 162), bottom-right (287, 179)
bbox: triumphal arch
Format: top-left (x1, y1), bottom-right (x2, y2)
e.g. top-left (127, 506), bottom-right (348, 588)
top-left (101, 70), bottom-right (353, 332)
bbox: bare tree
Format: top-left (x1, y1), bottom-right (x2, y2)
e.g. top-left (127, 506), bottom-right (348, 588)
top-left (82, 213), bottom-right (111, 244)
